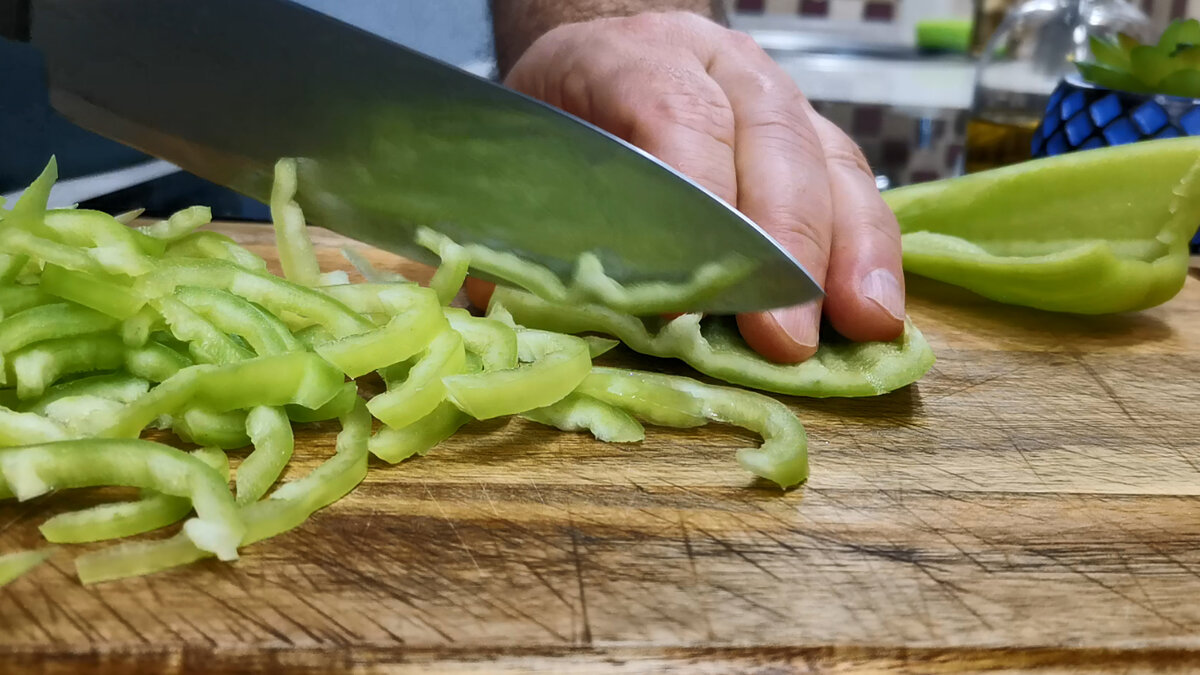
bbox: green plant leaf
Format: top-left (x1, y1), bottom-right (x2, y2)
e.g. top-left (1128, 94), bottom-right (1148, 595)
top-left (1156, 67), bottom-right (1200, 98)
top-left (1130, 44), bottom-right (1177, 86)
top-left (1117, 32), bottom-right (1141, 56)
top-left (1171, 43), bottom-right (1200, 68)
top-left (1159, 18), bottom-right (1200, 53)
top-left (1089, 35), bottom-right (1131, 70)
top-left (1075, 61), bottom-right (1152, 93)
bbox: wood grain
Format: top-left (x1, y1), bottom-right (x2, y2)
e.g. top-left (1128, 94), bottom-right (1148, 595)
top-left (2, 224), bottom-right (1199, 674)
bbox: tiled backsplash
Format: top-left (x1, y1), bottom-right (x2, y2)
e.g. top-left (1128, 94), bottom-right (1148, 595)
top-left (732, 0), bottom-right (905, 22)
top-left (730, 0), bottom-right (1200, 28)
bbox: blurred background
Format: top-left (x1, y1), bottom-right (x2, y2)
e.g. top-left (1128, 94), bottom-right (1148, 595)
top-left (1, 0), bottom-right (1196, 219)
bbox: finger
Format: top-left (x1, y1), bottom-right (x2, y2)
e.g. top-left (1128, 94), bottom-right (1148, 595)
top-left (703, 29), bottom-right (834, 363)
top-left (809, 115), bottom-right (905, 342)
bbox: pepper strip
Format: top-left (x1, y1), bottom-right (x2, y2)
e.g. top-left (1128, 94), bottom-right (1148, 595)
top-left (0, 158), bottom-right (56, 286)
top-left (369, 401), bottom-right (468, 463)
top-left (340, 247), bottom-right (408, 283)
top-left (367, 330), bottom-right (466, 429)
top-left (12, 333), bottom-right (126, 400)
top-left (173, 286), bottom-right (300, 356)
top-left (444, 309), bottom-right (518, 372)
top-left (138, 206), bottom-right (212, 242)
top-left (0, 227), bottom-right (119, 277)
top-left (269, 158), bottom-right (322, 286)
top-left (414, 228), bottom-right (754, 316)
top-left (0, 406), bottom-right (70, 446)
top-left (419, 229), bottom-right (471, 305)
top-left (286, 381), bottom-right (358, 423)
top-left (315, 286), bottom-right (445, 378)
top-left (121, 306), bottom-right (163, 347)
top-left (522, 392), bottom-right (645, 443)
top-left (136, 259), bottom-right (373, 338)
top-left (40, 264), bottom-right (146, 320)
top-left (175, 408), bottom-right (250, 449)
top-left (165, 231), bottom-right (268, 272)
top-left (443, 329), bottom-right (591, 420)
top-left (0, 285), bottom-right (53, 320)
top-left (101, 352), bottom-right (344, 438)
top-left (0, 302), bottom-right (120, 377)
top-left (416, 227), bottom-right (568, 302)
top-left (493, 288), bottom-right (935, 398)
top-left (566, 252), bottom-right (755, 316)
top-left (581, 367), bottom-right (808, 488)
top-left (42, 396), bottom-right (127, 437)
top-left (0, 548), bottom-right (54, 587)
top-left (238, 406), bottom-right (294, 504)
top-left (321, 283), bottom-right (423, 316)
top-left (43, 209), bottom-right (158, 274)
top-left (39, 446), bottom-right (230, 544)
top-left (124, 340), bottom-right (192, 382)
top-left (47, 207), bottom-right (166, 258)
top-left (74, 398), bottom-right (370, 584)
top-left (0, 439), bottom-right (245, 559)
top-left (26, 373), bottom-right (150, 415)
top-left (151, 295), bottom-right (255, 365)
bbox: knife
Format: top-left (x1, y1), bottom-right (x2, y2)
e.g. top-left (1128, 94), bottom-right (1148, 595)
top-left (1, 0), bottom-right (823, 314)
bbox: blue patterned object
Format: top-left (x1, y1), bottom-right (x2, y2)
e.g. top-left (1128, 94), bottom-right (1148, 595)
top-left (1033, 75), bottom-right (1200, 252)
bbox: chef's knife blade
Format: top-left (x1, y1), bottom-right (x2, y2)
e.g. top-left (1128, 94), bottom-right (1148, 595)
top-left (13, 0), bottom-right (823, 313)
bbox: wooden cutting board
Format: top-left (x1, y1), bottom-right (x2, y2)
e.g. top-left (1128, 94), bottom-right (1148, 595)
top-left (2, 224), bottom-right (1199, 674)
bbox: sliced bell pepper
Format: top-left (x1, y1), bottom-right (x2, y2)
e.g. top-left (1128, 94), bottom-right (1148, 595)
top-left (0, 548), bottom-right (54, 587)
top-left (138, 206), bottom-right (212, 242)
top-left (367, 330), bottom-right (466, 428)
top-left (39, 446), bottom-right (229, 544)
top-left (174, 407), bottom-right (250, 449)
top-left (165, 231), bottom-right (268, 271)
top-left (237, 406), bottom-right (294, 504)
top-left (492, 289), bottom-right (935, 398)
top-left (269, 159), bottom-right (322, 286)
top-left (40, 264), bottom-right (146, 320)
top-left (581, 367), bottom-right (808, 488)
top-left (443, 329), bottom-right (591, 420)
top-left (11, 333), bottom-right (126, 400)
top-left (368, 400), bottom-right (469, 463)
top-left (0, 438), bottom-right (245, 559)
top-left (522, 392), bottom-right (645, 443)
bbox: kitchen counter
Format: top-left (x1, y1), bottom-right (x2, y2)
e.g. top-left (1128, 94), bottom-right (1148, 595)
top-left (2, 225), bottom-right (1199, 673)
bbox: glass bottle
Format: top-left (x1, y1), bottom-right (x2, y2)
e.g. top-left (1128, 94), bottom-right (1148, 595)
top-left (963, 0), bottom-right (1152, 173)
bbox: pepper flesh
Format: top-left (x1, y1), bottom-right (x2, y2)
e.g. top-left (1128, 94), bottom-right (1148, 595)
top-left (0, 439), bottom-right (245, 559)
top-left (0, 548), bottom-right (54, 587)
top-left (581, 367), bottom-right (809, 488)
top-left (74, 398), bottom-right (370, 584)
top-left (885, 136), bottom-right (1200, 313)
top-left (39, 446), bottom-right (230, 544)
top-left (443, 330), bottom-right (591, 420)
top-left (493, 289), bottom-right (935, 398)
top-left (269, 158), bottom-right (322, 286)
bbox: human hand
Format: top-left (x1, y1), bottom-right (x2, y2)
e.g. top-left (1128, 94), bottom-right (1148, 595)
top-left (467, 11), bottom-right (905, 363)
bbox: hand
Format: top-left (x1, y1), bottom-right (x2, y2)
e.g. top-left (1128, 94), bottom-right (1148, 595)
top-left (467, 11), bottom-right (905, 363)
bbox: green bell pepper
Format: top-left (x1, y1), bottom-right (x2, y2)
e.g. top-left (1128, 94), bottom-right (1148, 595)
top-left (885, 136), bottom-right (1200, 313)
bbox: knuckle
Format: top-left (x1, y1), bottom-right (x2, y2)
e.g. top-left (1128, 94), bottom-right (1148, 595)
top-left (726, 28), bottom-right (764, 55)
top-left (825, 144), bottom-right (873, 175)
top-left (774, 217), bottom-right (832, 258)
top-left (626, 64), bottom-right (734, 136)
